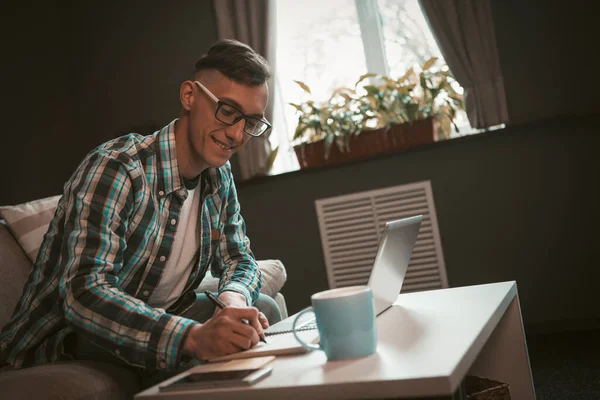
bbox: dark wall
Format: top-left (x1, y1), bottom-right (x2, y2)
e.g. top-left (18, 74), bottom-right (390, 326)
top-left (1, 0), bottom-right (218, 206)
top-left (491, 1), bottom-right (599, 124)
top-left (1, 2), bottom-right (76, 205)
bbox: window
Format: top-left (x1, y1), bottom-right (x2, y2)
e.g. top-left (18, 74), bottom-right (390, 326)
top-left (270, 0), bottom-right (475, 176)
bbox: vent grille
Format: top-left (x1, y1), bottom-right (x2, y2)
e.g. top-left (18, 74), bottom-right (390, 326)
top-left (315, 181), bottom-right (448, 293)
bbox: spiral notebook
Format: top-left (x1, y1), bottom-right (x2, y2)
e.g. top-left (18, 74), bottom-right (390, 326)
top-left (209, 216), bottom-right (422, 363)
top-left (264, 316), bottom-right (318, 336)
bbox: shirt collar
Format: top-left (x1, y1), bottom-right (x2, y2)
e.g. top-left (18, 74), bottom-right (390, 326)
top-left (155, 119), bottom-right (226, 196)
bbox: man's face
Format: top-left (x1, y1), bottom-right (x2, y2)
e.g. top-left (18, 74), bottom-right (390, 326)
top-left (185, 71), bottom-right (269, 169)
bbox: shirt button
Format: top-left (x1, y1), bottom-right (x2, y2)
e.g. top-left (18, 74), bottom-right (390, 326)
top-left (159, 256), bottom-right (166, 262)
top-left (115, 349), bottom-right (120, 355)
top-left (158, 190), bottom-right (165, 197)
top-left (159, 360), bottom-right (167, 368)
top-left (170, 218), bottom-right (177, 225)
top-left (143, 290), bottom-right (150, 297)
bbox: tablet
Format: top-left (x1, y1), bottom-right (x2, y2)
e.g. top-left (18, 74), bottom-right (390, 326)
top-left (158, 366), bottom-right (273, 392)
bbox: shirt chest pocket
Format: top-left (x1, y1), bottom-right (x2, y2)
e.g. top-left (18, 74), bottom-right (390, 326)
top-left (210, 224), bottom-right (224, 260)
top-left (203, 194), bottom-right (225, 260)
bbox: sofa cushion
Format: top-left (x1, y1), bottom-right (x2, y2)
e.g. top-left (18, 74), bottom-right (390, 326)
top-left (0, 222), bottom-right (33, 329)
top-left (0, 361), bottom-right (138, 400)
top-left (0, 195), bottom-right (61, 262)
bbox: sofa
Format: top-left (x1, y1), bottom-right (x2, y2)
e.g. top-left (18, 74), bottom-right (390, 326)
top-left (0, 196), bottom-right (288, 399)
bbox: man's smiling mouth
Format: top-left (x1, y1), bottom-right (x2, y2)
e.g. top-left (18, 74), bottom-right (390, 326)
top-left (211, 136), bottom-right (235, 151)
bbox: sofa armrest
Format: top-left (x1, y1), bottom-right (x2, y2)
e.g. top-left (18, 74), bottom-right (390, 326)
top-left (273, 293), bottom-right (288, 320)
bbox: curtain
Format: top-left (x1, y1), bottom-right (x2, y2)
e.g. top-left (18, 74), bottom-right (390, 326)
top-left (419, 0), bottom-right (509, 129)
top-left (213, 0), bottom-right (275, 180)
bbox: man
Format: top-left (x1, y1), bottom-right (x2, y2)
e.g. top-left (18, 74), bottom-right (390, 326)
top-left (0, 39), bottom-right (281, 381)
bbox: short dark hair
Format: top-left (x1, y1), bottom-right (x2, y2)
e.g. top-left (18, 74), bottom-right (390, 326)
top-left (194, 39), bottom-right (271, 86)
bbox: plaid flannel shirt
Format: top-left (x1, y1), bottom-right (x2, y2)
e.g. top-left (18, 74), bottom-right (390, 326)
top-left (0, 119), bottom-right (261, 370)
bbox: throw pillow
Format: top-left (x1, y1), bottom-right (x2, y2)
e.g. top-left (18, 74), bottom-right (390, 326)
top-left (256, 259), bottom-right (288, 297)
top-left (0, 195), bottom-right (61, 262)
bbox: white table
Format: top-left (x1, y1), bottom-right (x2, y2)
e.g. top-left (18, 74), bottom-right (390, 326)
top-left (136, 281), bottom-right (536, 399)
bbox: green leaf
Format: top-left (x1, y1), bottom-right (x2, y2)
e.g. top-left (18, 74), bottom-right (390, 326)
top-left (422, 57), bottom-right (438, 71)
top-left (397, 68), bottom-right (414, 83)
top-left (329, 87), bottom-right (355, 100)
top-left (355, 73), bottom-right (378, 86)
top-left (289, 103), bottom-right (303, 111)
top-left (293, 124), bottom-right (308, 140)
top-left (406, 102), bottom-right (420, 121)
top-left (420, 73), bottom-right (428, 91)
top-left (363, 85), bottom-right (380, 96)
top-left (323, 134), bottom-right (335, 159)
top-left (266, 146), bottom-right (279, 171)
top-left (383, 77), bottom-right (396, 87)
top-left (335, 136), bottom-right (346, 153)
top-left (448, 93), bottom-right (465, 109)
top-left (293, 80), bottom-right (312, 94)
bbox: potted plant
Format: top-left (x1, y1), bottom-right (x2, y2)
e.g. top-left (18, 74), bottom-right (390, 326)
top-left (290, 83), bottom-right (364, 168)
top-left (291, 57), bottom-right (465, 169)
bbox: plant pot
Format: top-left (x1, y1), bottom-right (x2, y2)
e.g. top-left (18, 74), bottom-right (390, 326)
top-left (294, 118), bottom-right (438, 170)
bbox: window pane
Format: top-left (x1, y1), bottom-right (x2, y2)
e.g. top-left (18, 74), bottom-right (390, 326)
top-left (378, 0), bottom-right (472, 136)
top-left (270, 0), bottom-right (368, 175)
top-left (377, 0), bottom-right (442, 76)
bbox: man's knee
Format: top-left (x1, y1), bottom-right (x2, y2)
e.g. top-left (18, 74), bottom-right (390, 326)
top-left (254, 294), bottom-right (282, 325)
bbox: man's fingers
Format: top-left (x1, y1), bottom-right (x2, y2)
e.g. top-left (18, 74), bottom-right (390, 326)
top-left (229, 330), bottom-right (258, 350)
top-left (246, 311), bottom-right (264, 338)
top-left (258, 312), bottom-right (269, 329)
top-left (217, 311), bottom-right (260, 347)
top-left (227, 317), bottom-right (259, 339)
top-left (222, 307), bottom-right (264, 338)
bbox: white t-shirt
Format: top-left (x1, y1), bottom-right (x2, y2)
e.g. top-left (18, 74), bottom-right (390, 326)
top-left (148, 186), bottom-right (201, 310)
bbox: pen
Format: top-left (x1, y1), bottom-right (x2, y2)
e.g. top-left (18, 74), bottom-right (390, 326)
top-left (204, 290), bottom-right (267, 343)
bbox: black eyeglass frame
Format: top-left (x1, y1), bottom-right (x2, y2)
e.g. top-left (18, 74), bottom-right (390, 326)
top-left (194, 81), bottom-right (272, 137)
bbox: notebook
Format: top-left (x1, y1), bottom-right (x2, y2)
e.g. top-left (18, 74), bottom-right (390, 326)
top-left (207, 215), bottom-right (422, 362)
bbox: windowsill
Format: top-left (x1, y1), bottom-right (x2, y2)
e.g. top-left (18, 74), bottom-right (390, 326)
top-left (237, 124), bottom-right (506, 188)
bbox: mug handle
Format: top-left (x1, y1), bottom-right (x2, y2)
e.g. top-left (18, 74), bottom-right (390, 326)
top-left (292, 307), bottom-right (321, 351)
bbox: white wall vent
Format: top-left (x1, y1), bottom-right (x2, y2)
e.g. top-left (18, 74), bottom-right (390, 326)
top-left (315, 181), bottom-right (448, 293)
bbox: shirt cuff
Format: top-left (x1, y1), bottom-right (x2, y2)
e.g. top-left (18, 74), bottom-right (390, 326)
top-left (148, 314), bottom-right (199, 370)
top-left (220, 282), bottom-right (253, 306)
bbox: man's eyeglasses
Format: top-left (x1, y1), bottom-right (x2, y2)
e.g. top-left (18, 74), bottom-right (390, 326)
top-left (194, 81), bottom-right (272, 137)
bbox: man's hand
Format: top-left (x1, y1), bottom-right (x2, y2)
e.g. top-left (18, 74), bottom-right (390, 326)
top-left (214, 291), bottom-right (270, 330)
top-left (182, 306), bottom-right (262, 361)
